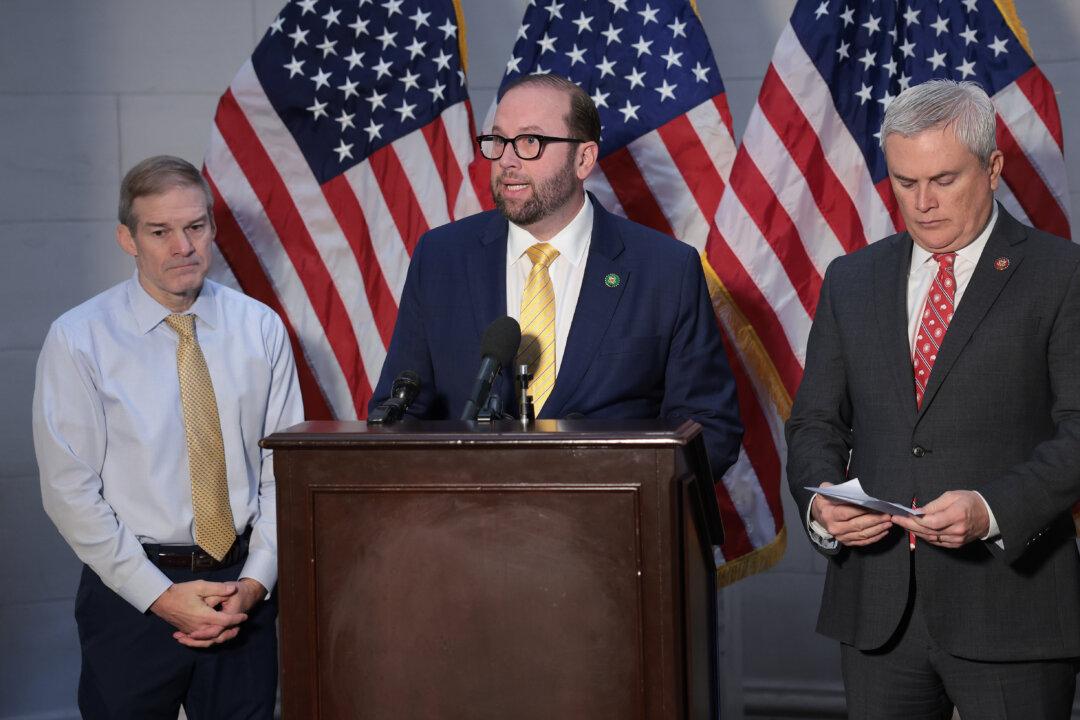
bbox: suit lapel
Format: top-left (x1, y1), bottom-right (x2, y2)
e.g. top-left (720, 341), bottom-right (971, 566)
top-left (874, 234), bottom-right (917, 415)
top-left (465, 212), bottom-right (510, 333)
top-left (540, 199), bottom-right (627, 418)
top-left (464, 212), bottom-right (514, 401)
top-left (917, 208), bottom-right (1027, 418)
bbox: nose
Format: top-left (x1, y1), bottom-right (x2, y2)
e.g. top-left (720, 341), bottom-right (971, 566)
top-left (172, 232), bottom-right (196, 256)
top-left (498, 144), bottom-right (522, 171)
top-left (915, 184), bottom-right (937, 213)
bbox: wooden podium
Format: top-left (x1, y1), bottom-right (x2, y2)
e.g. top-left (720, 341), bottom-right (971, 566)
top-left (263, 419), bottom-right (723, 719)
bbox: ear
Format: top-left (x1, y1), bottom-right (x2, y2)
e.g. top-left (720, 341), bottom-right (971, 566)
top-left (987, 149), bottom-right (1004, 191)
top-left (576, 140), bottom-right (599, 181)
top-left (116, 223), bottom-right (138, 258)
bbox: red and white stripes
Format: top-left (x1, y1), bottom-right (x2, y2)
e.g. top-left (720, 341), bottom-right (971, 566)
top-left (205, 60), bottom-right (481, 420)
top-left (994, 67), bottom-right (1071, 239)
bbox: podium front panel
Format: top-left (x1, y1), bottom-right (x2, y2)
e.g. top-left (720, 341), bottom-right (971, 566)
top-left (315, 483), bottom-right (642, 718)
top-left (268, 421), bottom-right (717, 720)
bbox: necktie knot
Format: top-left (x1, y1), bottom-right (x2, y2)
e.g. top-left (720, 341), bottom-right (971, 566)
top-left (934, 252), bottom-right (956, 270)
top-left (525, 242), bottom-right (560, 269)
top-left (165, 314), bottom-right (196, 339)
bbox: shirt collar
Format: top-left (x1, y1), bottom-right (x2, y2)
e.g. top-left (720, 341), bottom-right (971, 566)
top-left (127, 270), bottom-right (220, 334)
top-left (909, 202), bottom-right (998, 272)
top-left (507, 194), bottom-right (593, 267)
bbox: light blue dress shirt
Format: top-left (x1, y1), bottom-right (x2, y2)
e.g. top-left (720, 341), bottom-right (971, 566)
top-left (33, 274), bottom-right (304, 612)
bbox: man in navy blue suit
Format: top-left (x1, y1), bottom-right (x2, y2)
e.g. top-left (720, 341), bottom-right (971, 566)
top-left (371, 73), bottom-right (742, 481)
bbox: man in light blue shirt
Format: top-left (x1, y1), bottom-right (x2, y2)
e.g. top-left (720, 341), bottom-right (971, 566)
top-left (33, 155), bottom-right (304, 718)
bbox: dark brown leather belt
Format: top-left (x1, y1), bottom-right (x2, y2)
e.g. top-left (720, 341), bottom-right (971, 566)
top-left (143, 529), bottom-right (251, 572)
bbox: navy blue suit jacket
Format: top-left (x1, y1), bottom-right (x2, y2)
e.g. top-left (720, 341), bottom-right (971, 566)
top-left (370, 197), bottom-right (743, 481)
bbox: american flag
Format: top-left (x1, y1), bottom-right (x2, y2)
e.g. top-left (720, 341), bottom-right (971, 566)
top-left (707, 0), bottom-right (1071, 543)
top-left (480, 0), bottom-right (787, 585)
top-left (204, 0), bottom-right (483, 419)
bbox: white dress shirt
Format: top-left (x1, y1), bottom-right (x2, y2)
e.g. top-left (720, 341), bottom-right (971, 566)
top-left (505, 195), bottom-right (593, 375)
top-left (906, 204), bottom-right (997, 350)
top-left (33, 274), bottom-right (304, 612)
top-left (808, 205), bottom-right (1001, 547)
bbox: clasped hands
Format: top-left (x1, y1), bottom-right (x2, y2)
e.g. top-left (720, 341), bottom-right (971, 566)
top-left (810, 482), bottom-right (990, 549)
top-left (149, 577), bottom-right (266, 648)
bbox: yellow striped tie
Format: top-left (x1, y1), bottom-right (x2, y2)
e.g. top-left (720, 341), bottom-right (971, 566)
top-left (165, 314), bottom-right (236, 561)
top-left (517, 242), bottom-right (561, 412)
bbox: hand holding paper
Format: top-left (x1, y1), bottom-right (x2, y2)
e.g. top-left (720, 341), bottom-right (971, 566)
top-left (806, 480), bottom-right (900, 548)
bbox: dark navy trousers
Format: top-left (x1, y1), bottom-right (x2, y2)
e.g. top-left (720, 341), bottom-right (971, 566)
top-left (74, 563), bottom-right (278, 719)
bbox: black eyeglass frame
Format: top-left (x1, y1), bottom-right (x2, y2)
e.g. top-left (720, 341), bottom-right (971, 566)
top-left (475, 133), bottom-right (584, 161)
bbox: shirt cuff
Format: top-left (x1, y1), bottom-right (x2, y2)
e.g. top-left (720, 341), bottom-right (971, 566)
top-left (114, 560), bottom-right (174, 613)
top-left (806, 496), bottom-right (839, 550)
top-left (240, 548), bottom-right (278, 600)
top-left (973, 490), bottom-right (1003, 548)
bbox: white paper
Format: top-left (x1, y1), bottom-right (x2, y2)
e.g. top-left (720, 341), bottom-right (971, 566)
top-left (804, 478), bottom-right (924, 516)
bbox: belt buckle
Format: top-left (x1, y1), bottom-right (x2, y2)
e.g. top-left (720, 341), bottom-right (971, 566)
top-left (190, 552), bottom-right (215, 572)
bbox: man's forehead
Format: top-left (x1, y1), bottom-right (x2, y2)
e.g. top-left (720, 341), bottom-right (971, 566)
top-left (493, 85), bottom-right (570, 131)
top-left (884, 123), bottom-right (964, 149)
top-left (884, 127), bottom-right (975, 167)
top-left (132, 186), bottom-right (207, 210)
top-left (132, 192), bottom-right (211, 226)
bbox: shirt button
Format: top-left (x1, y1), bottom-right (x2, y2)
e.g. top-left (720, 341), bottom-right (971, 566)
top-left (911, 445), bottom-right (925, 458)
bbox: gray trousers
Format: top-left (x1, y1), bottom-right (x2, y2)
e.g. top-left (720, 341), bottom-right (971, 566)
top-left (841, 561), bottom-right (1078, 720)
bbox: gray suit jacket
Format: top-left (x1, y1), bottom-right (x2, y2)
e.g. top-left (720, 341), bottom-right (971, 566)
top-left (786, 206), bottom-right (1080, 661)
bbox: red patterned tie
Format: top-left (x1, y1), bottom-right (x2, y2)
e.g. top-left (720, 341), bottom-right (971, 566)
top-left (912, 252), bottom-right (957, 408)
top-left (909, 252), bottom-right (955, 551)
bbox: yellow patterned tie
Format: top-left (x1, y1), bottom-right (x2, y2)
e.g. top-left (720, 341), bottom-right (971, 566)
top-left (517, 242), bottom-right (561, 412)
top-left (164, 314), bottom-right (235, 561)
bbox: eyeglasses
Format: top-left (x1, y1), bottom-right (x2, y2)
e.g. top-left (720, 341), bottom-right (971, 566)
top-left (475, 133), bottom-right (583, 161)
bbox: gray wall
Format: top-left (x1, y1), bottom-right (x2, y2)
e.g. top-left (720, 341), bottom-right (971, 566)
top-left (3, 2), bottom-right (1080, 718)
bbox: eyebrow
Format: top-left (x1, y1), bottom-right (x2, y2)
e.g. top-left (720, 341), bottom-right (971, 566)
top-left (144, 213), bottom-right (210, 228)
top-left (892, 170), bottom-right (958, 183)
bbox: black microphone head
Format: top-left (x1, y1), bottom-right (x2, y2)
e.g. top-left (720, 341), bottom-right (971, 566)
top-left (391, 370), bottom-right (421, 403)
top-left (480, 316), bottom-right (521, 367)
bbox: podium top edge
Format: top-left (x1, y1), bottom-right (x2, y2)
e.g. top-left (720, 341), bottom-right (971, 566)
top-left (261, 418), bottom-right (702, 449)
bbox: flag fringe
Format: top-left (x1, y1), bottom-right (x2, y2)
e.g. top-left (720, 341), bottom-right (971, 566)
top-left (453, 0), bottom-right (469, 73)
top-left (993, 0), bottom-right (1034, 59)
top-left (716, 526), bottom-right (787, 588)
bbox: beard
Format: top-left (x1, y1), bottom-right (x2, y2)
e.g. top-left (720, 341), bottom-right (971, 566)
top-left (491, 150), bottom-right (579, 227)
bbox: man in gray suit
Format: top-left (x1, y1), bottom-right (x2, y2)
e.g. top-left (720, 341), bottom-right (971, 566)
top-left (787, 79), bottom-right (1080, 718)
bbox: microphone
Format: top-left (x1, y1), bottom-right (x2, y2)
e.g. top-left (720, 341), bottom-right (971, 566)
top-left (460, 317), bottom-right (521, 421)
top-left (368, 370), bottom-right (421, 424)
top-left (516, 363), bottom-right (535, 424)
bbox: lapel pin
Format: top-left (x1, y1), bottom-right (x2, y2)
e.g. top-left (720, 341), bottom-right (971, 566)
top-left (604, 273), bottom-right (621, 288)
top-left (994, 257), bottom-right (1010, 271)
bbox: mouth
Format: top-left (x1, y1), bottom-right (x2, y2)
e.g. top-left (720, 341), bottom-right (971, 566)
top-left (498, 177), bottom-right (531, 194)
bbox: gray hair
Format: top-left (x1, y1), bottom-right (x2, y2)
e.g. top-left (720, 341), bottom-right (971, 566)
top-left (118, 155), bottom-right (214, 231)
top-left (880, 80), bottom-right (997, 165)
